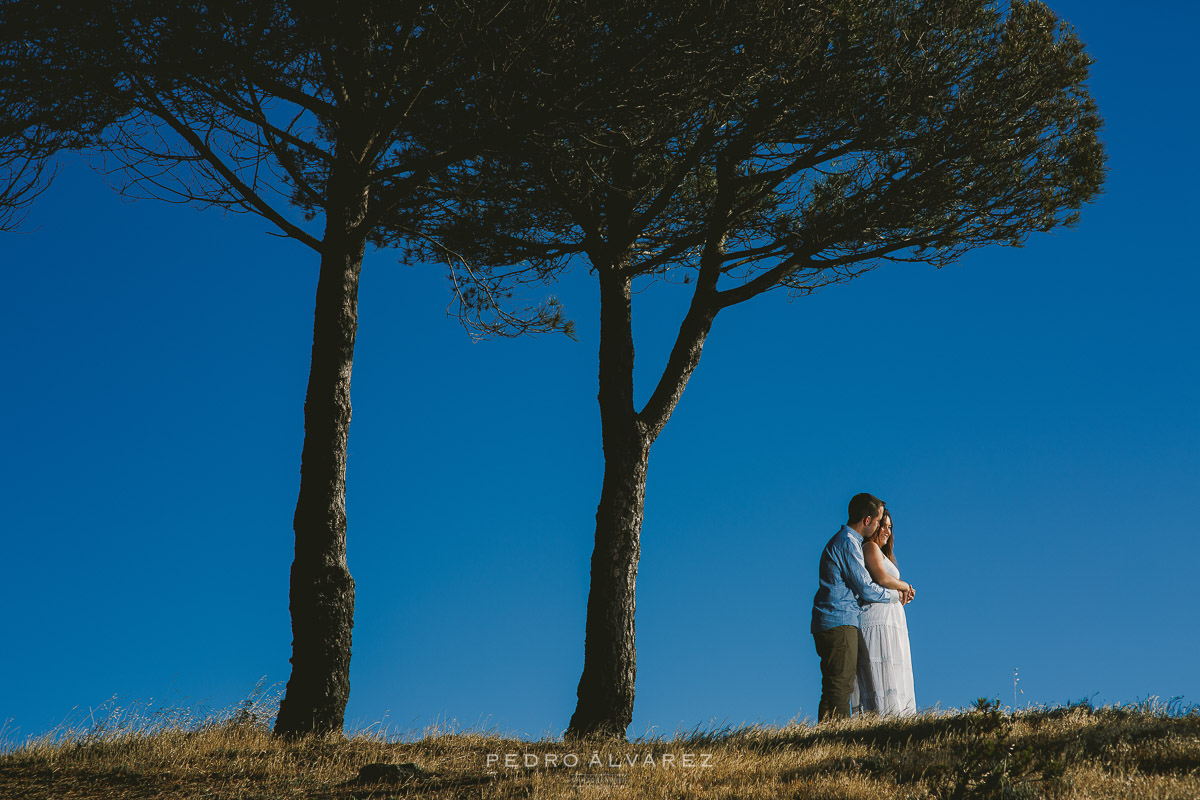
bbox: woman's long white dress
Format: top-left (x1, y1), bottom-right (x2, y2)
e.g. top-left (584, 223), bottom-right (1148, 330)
top-left (851, 557), bottom-right (916, 716)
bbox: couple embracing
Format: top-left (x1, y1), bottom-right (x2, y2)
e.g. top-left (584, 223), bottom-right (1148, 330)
top-left (811, 492), bottom-right (917, 720)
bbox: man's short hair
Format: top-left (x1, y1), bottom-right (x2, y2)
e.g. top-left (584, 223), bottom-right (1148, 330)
top-left (847, 493), bottom-right (885, 525)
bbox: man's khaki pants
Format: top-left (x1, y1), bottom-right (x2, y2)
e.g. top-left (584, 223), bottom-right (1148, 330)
top-left (813, 624), bottom-right (859, 721)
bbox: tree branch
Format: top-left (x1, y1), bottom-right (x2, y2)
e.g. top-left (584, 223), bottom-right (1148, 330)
top-left (128, 72), bottom-right (322, 252)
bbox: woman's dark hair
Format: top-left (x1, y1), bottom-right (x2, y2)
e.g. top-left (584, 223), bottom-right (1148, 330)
top-left (878, 509), bottom-right (897, 566)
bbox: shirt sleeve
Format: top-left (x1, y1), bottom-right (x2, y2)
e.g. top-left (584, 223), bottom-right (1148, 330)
top-left (842, 538), bottom-right (898, 605)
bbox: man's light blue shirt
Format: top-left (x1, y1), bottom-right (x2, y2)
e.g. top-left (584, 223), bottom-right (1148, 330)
top-left (811, 525), bottom-right (899, 633)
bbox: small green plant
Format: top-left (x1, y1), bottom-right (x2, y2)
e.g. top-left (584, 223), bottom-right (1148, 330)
top-left (970, 697), bottom-right (1005, 734)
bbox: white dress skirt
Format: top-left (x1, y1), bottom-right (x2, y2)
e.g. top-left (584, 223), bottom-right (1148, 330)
top-left (850, 557), bottom-right (916, 716)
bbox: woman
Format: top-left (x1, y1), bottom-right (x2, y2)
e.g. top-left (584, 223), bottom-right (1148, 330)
top-left (850, 509), bottom-right (917, 716)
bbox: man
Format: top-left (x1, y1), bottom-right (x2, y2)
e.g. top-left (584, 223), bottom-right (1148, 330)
top-left (811, 492), bottom-right (915, 721)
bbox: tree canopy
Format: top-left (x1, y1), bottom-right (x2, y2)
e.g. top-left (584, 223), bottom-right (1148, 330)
top-left (2, 0), bottom-right (573, 333)
top-left (442, 0), bottom-right (1105, 322)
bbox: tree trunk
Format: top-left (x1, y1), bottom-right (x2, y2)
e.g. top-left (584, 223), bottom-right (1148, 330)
top-left (568, 441), bottom-right (649, 739)
top-left (274, 174), bottom-right (369, 738)
top-left (567, 266), bottom-right (649, 739)
top-left (567, 247), bottom-right (721, 739)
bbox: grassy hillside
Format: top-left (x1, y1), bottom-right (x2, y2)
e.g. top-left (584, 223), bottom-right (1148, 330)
top-left (2, 699), bottom-right (1197, 798)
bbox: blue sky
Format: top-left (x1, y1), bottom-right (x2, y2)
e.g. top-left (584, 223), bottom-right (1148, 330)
top-left (2, 0), bottom-right (1197, 745)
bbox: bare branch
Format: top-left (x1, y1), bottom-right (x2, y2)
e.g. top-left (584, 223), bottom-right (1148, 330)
top-left (126, 72), bottom-right (322, 251)
top-left (0, 141), bottom-right (56, 232)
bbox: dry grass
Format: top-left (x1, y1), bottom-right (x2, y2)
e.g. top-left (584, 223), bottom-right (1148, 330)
top-left (2, 694), bottom-right (1198, 799)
